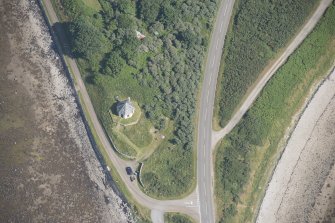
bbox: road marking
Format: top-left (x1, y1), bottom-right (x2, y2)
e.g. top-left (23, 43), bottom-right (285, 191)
top-left (224, 4), bottom-right (228, 14)
top-left (211, 60), bottom-right (214, 66)
top-left (209, 74), bottom-right (213, 87)
top-left (216, 39), bottom-right (219, 49)
top-left (220, 22), bottom-right (223, 33)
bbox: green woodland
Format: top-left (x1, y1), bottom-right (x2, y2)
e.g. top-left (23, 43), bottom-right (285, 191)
top-left (216, 3), bottom-right (335, 222)
top-left (56, 0), bottom-right (219, 198)
top-left (216, 0), bottom-right (319, 126)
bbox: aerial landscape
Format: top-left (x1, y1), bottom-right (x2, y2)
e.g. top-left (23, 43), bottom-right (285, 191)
top-left (0, 0), bottom-right (334, 222)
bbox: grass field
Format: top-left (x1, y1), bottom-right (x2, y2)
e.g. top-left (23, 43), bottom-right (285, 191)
top-left (215, 4), bottom-right (335, 222)
top-left (82, 0), bottom-right (101, 11)
top-left (165, 213), bottom-right (195, 223)
top-left (214, 0), bottom-right (320, 128)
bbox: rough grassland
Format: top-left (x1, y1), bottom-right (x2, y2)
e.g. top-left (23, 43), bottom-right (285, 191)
top-left (165, 213), bottom-right (195, 223)
top-left (214, 0), bottom-right (320, 128)
top-left (215, 4), bottom-right (335, 222)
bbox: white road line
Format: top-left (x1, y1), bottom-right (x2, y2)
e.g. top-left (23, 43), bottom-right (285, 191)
top-left (206, 89), bottom-right (210, 102)
top-left (211, 60), bottom-right (214, 66)
top-left (224, 4), bottom-right (228, 14)
top-left (216, 39), bottom-right (219, 49)
top-left (220, 22), bottom-right (223, 33)
top-left (209, 74), bottom-right (213, 87)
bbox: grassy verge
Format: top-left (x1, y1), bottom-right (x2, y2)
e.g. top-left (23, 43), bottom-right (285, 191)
top-left (164, 213), bottom-right (195, 223)
top-left (215, 4), bottom-right (335, 222)
top-left (214, 0), bottom-right (320, 128)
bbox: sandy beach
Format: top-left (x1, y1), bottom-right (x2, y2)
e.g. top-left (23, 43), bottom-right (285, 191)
top-left (257, 67), bottom-right (335, 223)
top-left (0, 1), bottom-right (133, 222)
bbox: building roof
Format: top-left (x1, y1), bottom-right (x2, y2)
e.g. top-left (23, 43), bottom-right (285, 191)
top-left (116, 98), bottom-right (135, 117)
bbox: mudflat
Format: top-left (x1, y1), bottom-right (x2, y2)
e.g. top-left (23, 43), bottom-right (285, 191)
top-left (0, 1), bottom-right (132, 222)
top-left (257, 68), bottom-right (335, 223)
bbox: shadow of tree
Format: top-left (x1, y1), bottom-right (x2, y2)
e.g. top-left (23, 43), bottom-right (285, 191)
top-left (51, 21), bottom-right (73, 57)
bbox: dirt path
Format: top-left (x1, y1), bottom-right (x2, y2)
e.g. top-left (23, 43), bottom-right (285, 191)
top-left (257, 68), bottom-right (335, 223)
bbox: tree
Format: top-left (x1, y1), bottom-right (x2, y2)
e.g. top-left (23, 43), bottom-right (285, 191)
top-left (117, 0), bottom-right (134, 14)
top-left (121, 34), bottom-right (140, 62)
top-left (102, 51), bottom-right (125, 77)
top-left (69, 16), bottom-right (107, 59)
top-left (139, 0), bottom-right (162, 24)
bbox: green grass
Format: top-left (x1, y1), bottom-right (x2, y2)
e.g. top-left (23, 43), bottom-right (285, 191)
top-left (121, 118), bottom-right (153, 148)
top-left (54, 0), bottom-right (221, 200)
top-left (81, 0), bottom-right (101, 11)
top-left (165, 213), bottom-right (195, 223)
top-left (214, 0), bottom-right (320, 127)
top-left (110, 129), bottom-right (138, 158)
top-left (215, 4), bottom-right (335, 222)
top-left (140, 142), bottom-right (196, 199)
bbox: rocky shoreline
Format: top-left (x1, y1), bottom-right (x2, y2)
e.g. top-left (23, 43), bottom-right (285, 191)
top-left (0, 1), bottom-right (133, 222)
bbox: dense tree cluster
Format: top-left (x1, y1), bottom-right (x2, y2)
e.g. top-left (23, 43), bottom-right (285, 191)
top-left (59, 0), bottom-right (219, 196)
top-left (217, 0), bottom-right (318, 126)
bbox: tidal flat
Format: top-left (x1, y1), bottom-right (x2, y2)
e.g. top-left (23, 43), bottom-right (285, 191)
top-left (0, 1), bottom-right (132, 222)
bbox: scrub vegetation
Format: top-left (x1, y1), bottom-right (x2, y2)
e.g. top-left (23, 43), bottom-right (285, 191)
top-left (215, 4), bottom-right (335, 222)
top-left (53, 0), bottom-right (219, 198)
top-left (215, 0), bottom-right (320, 127)
top-left (165, 213), bottom-right (194, 223)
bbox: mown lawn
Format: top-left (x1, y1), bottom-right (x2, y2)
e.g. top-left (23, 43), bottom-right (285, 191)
top-left (215, 4), bottom-right (335, 222)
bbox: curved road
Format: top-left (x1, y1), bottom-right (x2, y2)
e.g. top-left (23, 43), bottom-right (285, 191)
top-left (41, 0), bottom-right (201, 221)
top-left (41, 0), bottom-right (235, 222)
top-left (40, 0), bottom-right (331, 222)
top-left (196, 0), bottom-right (235, 222)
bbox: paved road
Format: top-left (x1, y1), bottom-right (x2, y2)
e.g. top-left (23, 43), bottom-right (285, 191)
top-left (212, 0), bottom-right (333, 147)
top-left (42, 0), bottom-right (235, 222)
top-left (41, 0), bottom-right (200, 221)
top-left (41, 0), bottom-right (330, 222)
top-left (196, 0), bottom-right (235, 222)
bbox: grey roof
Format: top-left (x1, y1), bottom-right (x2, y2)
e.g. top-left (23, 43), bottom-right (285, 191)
top-left (116, 98), bottom-right (135, 117)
